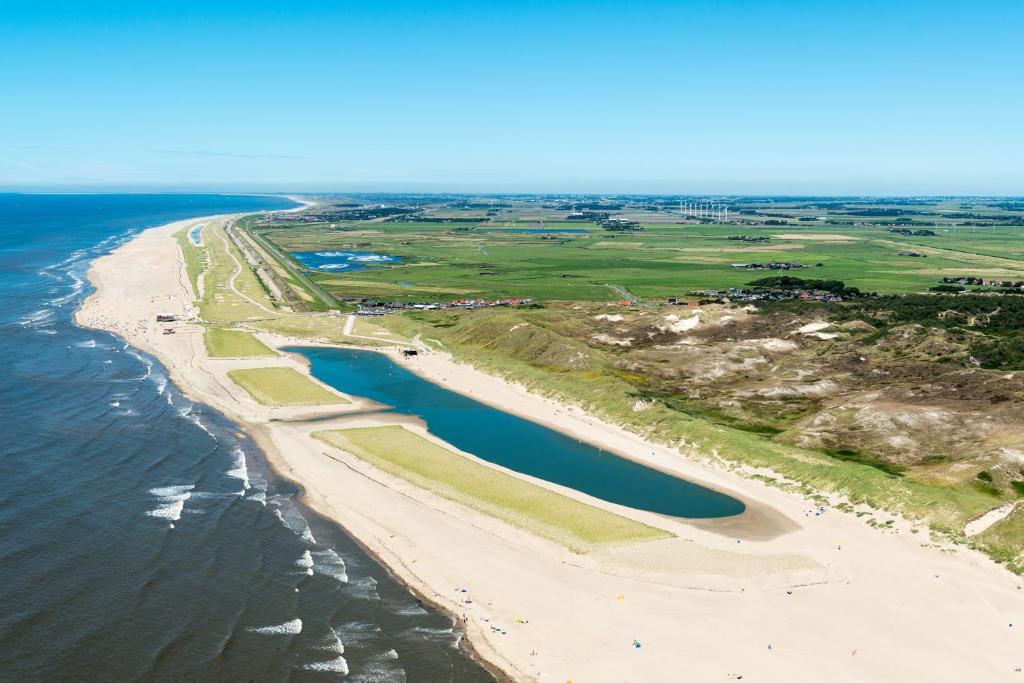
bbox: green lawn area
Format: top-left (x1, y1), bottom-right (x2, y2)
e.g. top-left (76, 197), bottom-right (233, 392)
top-left (204, 329), bottom-right (277, 358)
top-left (313, 425), bottom-right (670, 552)
top-left (227, 367), bottom-right (348, 406)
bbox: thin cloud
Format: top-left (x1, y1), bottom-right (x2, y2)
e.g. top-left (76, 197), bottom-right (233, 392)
top-left (0, 156), bottom-right (52, 174)
top-left (156, 149), bottom-right (312, 160)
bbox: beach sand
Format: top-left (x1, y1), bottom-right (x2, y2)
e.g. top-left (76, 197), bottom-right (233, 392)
top-left (77, 214), bottom-right (1024, 681)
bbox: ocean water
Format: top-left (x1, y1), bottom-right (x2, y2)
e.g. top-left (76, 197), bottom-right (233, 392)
top-left (290, 347), bottom-right (745, 519)
top-left (0, 194), bottom-right (493, 682)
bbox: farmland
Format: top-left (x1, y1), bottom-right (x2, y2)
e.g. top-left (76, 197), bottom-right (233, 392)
top-left (245, 195), bottom-right (1024, 304)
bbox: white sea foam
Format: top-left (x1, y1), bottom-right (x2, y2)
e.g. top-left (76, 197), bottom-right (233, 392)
top-left (181, 408), bottom-right (216, 440)
top-left (147, 499), bottom-right (185, 521)
top-left (311, 548), bottom-right (348, 583)
top-left (125, 350), bottom-right (153, 380)
top-left (147, 484), bottom-right (194, 521)
top-left (75, 340), bottom-right (97, 348)
top-left (346, 576), bottom-right (379, 601)
top-left (392, 604), bottom-right (428, 617)
top-left (276, 504), bottom-right (315, 543)
top-left (350, 651), bottom-right (405, 683)
top-left (21, 309), bottom-right (56, 327)
top-left (295, 549), bottom-right (314, 575)
top-left (318, 630), bottom-right (345, 654)
top-left (304, 656), bottom-right (349, 674)
top-left (149, 484), bottom-right (195, 497)
top-left (408, 625), bottom-right (454, 637)
top-left (248, 618), bottom-right (303, 635)
top-left (335, 622), bottom-right (383, 645)
top-left (226, 446), bottom-right (250, 489)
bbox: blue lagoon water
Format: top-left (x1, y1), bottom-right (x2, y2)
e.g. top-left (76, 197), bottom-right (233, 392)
top-left (292, 250), bottom-right (399, 272)
top-left (290, 347), bottom-right (745, 519)
top-left (0, 194), bottom-right (492, 682)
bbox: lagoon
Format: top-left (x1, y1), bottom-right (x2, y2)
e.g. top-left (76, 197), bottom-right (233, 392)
top-left (291, 250), bottom-right (399, 271)
top-left (290, 347), bottom-right (745, 519)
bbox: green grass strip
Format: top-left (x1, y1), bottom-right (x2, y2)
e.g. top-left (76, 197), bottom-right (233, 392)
top-left (204, 329), bottom-right (277, 358)
top-left (227, 367), bottom-right (348, 406)
top-left (314, 425), bottom-right (671, 553)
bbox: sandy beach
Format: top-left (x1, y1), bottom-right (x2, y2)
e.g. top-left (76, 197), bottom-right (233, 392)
top-left (76, 214), bottom-right (1024, 681)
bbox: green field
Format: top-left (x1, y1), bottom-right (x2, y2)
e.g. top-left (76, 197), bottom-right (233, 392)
top-left (204, 329), bottom-right (277, 358)
top-left (253, 197), bottom-right (1024, 304)
top-left (314, 425), bottom-right (670, 552)
top-left (227, 367), bottom-right (349, 406)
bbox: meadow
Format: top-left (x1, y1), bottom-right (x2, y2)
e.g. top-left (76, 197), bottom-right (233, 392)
top-left (253, 199), bottom-right (1024, 304)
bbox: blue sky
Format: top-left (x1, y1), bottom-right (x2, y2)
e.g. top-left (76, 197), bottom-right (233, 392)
top-left (1, 1), bottom-right (1021, 194)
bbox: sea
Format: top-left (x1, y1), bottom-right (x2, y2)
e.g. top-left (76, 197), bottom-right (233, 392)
top-left (0, 194), bottom-right (494, 682)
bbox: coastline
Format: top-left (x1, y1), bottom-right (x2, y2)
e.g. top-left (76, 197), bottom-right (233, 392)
top-left (76, 211), bottom-right (1024, 681)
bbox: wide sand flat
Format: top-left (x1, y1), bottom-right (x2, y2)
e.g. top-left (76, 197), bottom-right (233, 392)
top-left (77, 215), bottom-right (1024, 681)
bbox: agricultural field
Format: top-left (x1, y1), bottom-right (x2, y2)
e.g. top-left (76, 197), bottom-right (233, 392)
top-left (227, 367), bottom-right (349, 406)
top-left (246, 195), bottom-right (1024, 304)
top-left (313, 425), bottom-right (670, 552)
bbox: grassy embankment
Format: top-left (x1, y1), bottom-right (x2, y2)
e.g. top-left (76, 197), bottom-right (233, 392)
top-left (173, 221), bottom-right (402, 348)
top-left (314, 425), bottom-right (670, 553)
top-left (227, 367), bottom-right (348, 406)
top-left (380, 308), bottom-right (1024, 573)
top-left (204, 329), bottom-right (277, 358)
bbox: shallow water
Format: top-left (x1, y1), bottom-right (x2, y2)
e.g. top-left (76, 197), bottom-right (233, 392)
top-left (292, 250), bottom-right (400, 272)
top-left (290, 347), bottom-right (745, 519)
top-left (0, 194), bottom-right (493, 681)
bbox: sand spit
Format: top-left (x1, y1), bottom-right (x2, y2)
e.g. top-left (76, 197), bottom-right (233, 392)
top-left (76, 214), bottom-right (1024, 682)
